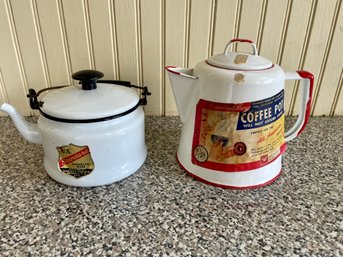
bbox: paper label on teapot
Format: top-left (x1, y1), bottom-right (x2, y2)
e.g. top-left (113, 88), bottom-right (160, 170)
top-left (57, 144), bottom-right (94, 178)
top-left (192, 90), bottom-right (286, 172)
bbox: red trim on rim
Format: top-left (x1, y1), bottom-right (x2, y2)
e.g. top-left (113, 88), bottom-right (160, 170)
top-left (165, 66), bottom-right (180, 75)
top-left (296, 70), bottom-right (314, 136)
top-left (176, 155), bottom-right (282, 190)
top-left (230, 38), bottom-right (254, 44)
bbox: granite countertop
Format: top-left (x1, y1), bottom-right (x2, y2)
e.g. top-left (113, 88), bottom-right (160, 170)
top-left (0, 116), bottom-right (342, 257)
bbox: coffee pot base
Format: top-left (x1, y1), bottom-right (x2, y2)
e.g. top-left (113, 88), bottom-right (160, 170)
top-left (176, 153), bottom-right (282, 189)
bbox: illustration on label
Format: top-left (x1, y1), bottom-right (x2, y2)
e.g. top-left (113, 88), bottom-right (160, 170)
top-left (192, 90), bottom-right (286, 172)
top-left (57, 144), bottom-right (94, 178)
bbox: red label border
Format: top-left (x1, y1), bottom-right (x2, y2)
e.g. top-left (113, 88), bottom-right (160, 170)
top-left (191, 98), bottom-right (286, 172)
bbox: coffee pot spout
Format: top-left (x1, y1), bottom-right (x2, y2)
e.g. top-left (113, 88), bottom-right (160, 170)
top-left (165, 66), bottom-right (197, 122)
top-left (0, 103), bottom-right (42, 144)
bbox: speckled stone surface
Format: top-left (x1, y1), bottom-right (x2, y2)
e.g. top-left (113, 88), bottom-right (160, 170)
top-left (0, 116), bottom-right (342, 257)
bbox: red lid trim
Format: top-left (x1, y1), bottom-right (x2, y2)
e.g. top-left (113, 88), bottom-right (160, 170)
top-left (230, 38), bottom-right (254, 44)
top-left (205, 60), bottom-right (274, 71)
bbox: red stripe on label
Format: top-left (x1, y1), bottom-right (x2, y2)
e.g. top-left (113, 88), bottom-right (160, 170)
top-left (193, 143), bottom-right (287, 172)
top-left (59, 147), bottom-right (90, 167)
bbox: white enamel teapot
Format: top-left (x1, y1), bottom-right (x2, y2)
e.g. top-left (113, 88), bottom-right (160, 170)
top-left (166, 38), bottom-right (314, 189)
top-left (0, 70), bottom-right (150, 187)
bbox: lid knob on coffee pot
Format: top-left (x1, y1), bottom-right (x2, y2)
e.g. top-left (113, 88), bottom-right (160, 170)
top-left (72, 70), bottom-right (104, 90)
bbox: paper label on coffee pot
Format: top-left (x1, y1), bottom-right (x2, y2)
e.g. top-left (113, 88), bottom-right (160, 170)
top-left (57, 144), bottom-right (94, 178)
top-left (192, 90), bottom-right (286, 172)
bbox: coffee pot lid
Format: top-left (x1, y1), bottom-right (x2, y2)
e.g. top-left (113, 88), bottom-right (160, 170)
top-left (207, 39), bottom-right (273, 71)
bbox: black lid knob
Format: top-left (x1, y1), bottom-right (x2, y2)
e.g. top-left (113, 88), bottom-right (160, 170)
top-left (72, 70), bottom-right (104, 90)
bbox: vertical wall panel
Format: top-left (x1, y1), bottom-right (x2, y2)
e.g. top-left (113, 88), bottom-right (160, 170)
top-left (0, 0), bottom-right (342, 116)
top-left (0, 70), bottom-right (8, 104)
top-left (10, 0), bottom-right (47, 92)
top-left (164, 0), bottom-right (187, 116)
top-left (36, 0), bottom-right (70, 86)
top-left (279, 0), bottom-right (312, 115)
top-left (212, 0), bottom-right (238, 55)
top-left (140, 0), bottom-right (163, 115)
top-left (236, 0), bottom-right (264, 53)
top-left (292, 0), bottom-right (338, 115)
top-left (259, 0), bottom-right (289, 62)
top-left (313, 2), bottom-right (343, 116)
top-left (62, 0), bottom-right (92, 74)
top-left (333, 69), bottom-right (343, 115)
top-left (88, 0), bottom-right (116, 80)
top-left (0, 0), bottom-right (30, 115)
top-left (187, 0), bottom-right (213, 67)
top-left (114, 0), bottom-right (139, 85)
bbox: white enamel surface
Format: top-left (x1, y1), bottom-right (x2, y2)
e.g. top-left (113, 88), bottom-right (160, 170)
top-left (166, 67), bottom-right (197, 123)
top-left (170, 62), bottom-right (287, 187)
top-left (0, 103), bottom-right (42, 144)
top-left (207, 52), bottom-right (272, 70)
top-left (193, 62), bottom-right (285, 103)
top-left (40, 83), bottom-right (139, 120)
top-left (38, 108), bottom-right (146, 187)
top-left (178, 151), bottom-right (282, 188)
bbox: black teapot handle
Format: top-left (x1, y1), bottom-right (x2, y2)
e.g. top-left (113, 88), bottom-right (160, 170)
top-left (72, 70), bottom-right (151, 105)
top-left (27, 80), bottom-right (151, 110)
top-left (27, 86), bottom-right (67, 110)
top-left (98, 80), bottom-right (151, 105)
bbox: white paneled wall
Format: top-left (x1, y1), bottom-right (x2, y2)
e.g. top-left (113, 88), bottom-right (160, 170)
top-left (0, 0), bottom-right (342, 116)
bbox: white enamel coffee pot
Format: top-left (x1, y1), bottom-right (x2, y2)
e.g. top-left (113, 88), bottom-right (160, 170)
top-left (166, 38), bottom-right (314, 189)
top-left (0, 70), bottom-right (150, 187)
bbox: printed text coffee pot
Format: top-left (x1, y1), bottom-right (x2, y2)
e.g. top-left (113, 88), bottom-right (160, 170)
top-left (166, 38), bottom-right (314, 189)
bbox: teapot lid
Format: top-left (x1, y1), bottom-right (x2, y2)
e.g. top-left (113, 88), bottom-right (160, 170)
top-left (27, 70), bottom-right (149, 123)
top-left (207, 39), bottom-right (273, 71)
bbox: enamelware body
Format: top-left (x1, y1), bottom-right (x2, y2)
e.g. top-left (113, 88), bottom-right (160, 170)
top-left (167, 39), bottom-right (314, 189)
top-left (0, 70), bottom-right (150, 187)
top-left (39, 108), bottom-right (146, 187)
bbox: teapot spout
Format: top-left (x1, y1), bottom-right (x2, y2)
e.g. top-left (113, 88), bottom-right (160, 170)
top-left (166, 66), bottom-right (197, 122)
top-left (0, 103), bottom-right (42, 144)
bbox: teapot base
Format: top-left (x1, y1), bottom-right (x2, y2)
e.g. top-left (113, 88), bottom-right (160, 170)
top-left (43, 151), bottom-right (146, 187)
